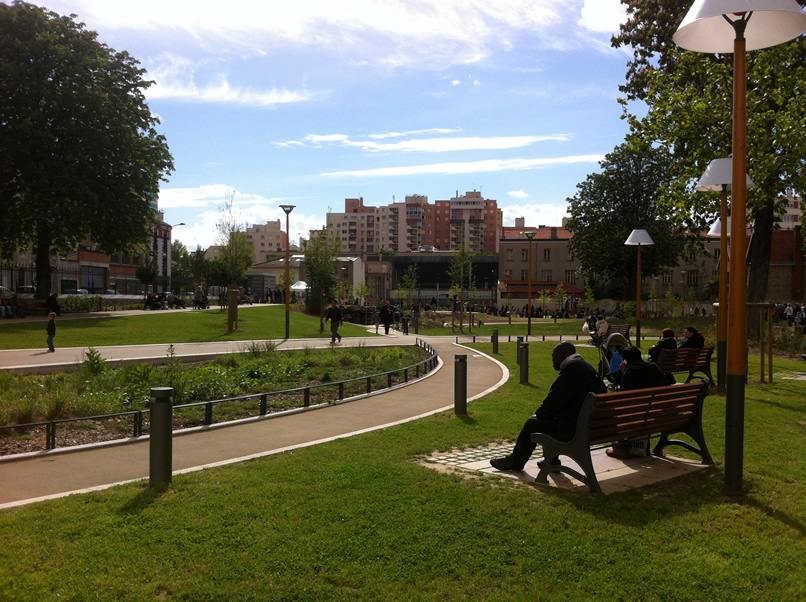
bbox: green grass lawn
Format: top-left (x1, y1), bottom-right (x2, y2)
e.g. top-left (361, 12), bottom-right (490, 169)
top-left (0, 305), bottom-right (377, 350)
top-left (1, 342), bottom-right (804, 599)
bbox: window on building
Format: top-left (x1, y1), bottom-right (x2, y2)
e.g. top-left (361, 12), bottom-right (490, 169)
top-left (687, 271), bottom-right (699, 287)
top-left (504, 269), bottom-right (512, 278)
top-left (565, 270), bottom-right (576, 284)
top-left (543, 248), bottom-right (551, 261)
top-left (521, 248), bottom-right (528, 261)
top-left (662, 272), bottom-right (672, 285)
top-left (541, 270), bottom-right (552, 281)
top-left (520, 269), bottom-right (528, 280)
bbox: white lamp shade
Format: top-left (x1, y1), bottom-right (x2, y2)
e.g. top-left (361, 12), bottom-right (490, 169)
top-left (674, 0), bottom-right (806, 53)
top-left (695, 158), bottom-right (754, 191)
top-left (625, 229), bottom-right (655, 246)
top-left (708, 216), bottom-right (732, 237)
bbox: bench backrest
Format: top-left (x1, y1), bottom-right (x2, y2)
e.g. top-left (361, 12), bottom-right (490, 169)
top-left (577, 381), bottom-right (708, 446)
top-left (656, 346), bottom-right (713, 374)
top-left (605, 324), bottom-right (631, 341)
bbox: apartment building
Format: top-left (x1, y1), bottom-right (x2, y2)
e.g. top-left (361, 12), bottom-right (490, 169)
top-left (780, 189), bottom-right (803, 230)
top-left (246, 220), bottom-right (287, 263)
top-left (326, 190), bottom-right (502, 254)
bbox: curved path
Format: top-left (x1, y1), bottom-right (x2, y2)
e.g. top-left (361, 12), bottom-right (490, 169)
top-left (0, 331), bottom-right (509, 508)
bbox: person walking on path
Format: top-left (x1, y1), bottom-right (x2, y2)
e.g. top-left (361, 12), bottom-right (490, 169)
top-left (325, 299), bottom-right (343, 343)
top-left (378, 300), bottom-right (393, 335)
top-left (45, 312), bottom-right (57, 352)
top-left (489, 342), bottom-right (606, 471)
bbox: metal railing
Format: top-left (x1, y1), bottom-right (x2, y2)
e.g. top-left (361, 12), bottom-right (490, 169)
top-left (0, 339), bottom-right (439, 453)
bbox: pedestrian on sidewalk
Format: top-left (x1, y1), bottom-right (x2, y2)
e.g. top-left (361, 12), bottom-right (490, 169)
top-left (45, 312), bottom-right (57, 352)
top-left (379, 300), bottom-right (393, 335)
top-left (325, 299), bottom-right (342, 343)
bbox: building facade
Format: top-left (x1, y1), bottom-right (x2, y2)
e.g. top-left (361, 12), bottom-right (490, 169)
top-left (326, 190), bottom-right (502, 254)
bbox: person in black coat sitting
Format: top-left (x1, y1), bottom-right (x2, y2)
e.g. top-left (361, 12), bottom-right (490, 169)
top-left (607, 346), bottom-right (668, 459)
top-left (679, 326), bottom-right (705, 348)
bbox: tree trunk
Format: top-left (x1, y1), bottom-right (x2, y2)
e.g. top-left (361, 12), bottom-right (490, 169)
top-left (746, 201), bottom-right (774, 339)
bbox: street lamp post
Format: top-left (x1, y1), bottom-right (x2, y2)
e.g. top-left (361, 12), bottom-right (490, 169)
top-left (523, 232), bottom-right (536, 336)
top-left (279, 205), bottom-right (295, 340)
top-left (680, 270), bottom-right (687, 318)
top-left (624, 229), bottom-right (654, 347)
top-left (675, 0), bottom-right (806, 493)
top-left (697, 158), bottom-right (754, 394)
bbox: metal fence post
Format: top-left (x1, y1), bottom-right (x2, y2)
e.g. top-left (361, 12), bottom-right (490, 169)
top-left (492, 328), bottom-right (499, 354)
top-left (150, 387), bottom-right (173, 488)
top-left (519, 342), bottom-right (529, 385)
top-left (454, 355), bottom-right (467, 415)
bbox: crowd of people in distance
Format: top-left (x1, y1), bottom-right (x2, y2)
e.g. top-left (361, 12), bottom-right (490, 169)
top-left (490, 323), bottom-right (708, 471)
top-left (778, 302), bottom-right (806, 333)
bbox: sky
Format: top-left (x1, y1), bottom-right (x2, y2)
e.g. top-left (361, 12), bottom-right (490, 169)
top-left (18, 0), bottom-right (638, 250)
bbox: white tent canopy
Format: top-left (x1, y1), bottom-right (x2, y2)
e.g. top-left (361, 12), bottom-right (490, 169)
top-left (290, 281), bottom-right (308, 291)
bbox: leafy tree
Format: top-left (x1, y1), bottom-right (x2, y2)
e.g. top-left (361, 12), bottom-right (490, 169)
top-left (566, 139), bottom-right (685, 295)
top-left (303, 231), bottom-right (340, 315)
top-left (353, 280), bottom-right (373, 305)
top-left (135, 255), bottom-right (157, 293)
top-left (187, 245), bottom-right (210, 288)
top-left (613, 0), bottom-right (806, 333)
top-left (170, 240), bottom-right (190, 293)
top-left (582, 280), bottom-right (596, 312)
top-left (400, 264), bottom-right (419, 308)
top-left (215, 195), bottom-right (253, 287)
top-left (0, 3), bottom-right (173, 298)
top-left (448, 242), bottom-right (476, 298)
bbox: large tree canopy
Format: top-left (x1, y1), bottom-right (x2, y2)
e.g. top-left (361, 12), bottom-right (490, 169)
top-left (0, 2), bottom-right (173, 296)
top-left (613, 0), bottom-right (806, 316)
top-left (566, 139), bottom-right (685, 297)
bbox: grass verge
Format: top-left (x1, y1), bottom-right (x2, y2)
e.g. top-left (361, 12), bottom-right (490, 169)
top-left (0, 305), bottom-right (376, 350)
top-left (0, 342), bottom-right (804, 599)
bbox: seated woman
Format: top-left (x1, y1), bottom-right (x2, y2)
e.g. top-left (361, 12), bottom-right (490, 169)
top-left (679, 326), bottom-right (705, 348)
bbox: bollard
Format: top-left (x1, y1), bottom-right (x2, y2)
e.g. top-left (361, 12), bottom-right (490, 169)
top-left (492, 328), bottom-right (499, 354)
top-left (516, 336), bottom-right (524, 365)
top-left (454, 355), bottom-right (467, 415)
top-left (149, 387), bottom-right (173, 488)
top-left (519, 342), bottom-right (529, 384)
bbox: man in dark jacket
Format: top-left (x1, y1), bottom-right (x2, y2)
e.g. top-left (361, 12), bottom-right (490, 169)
top-left (325, 299), bottom-right (342, 343)
top-left (606, 346), bottom-right (668, 459)
top-left (490, 342), bottom-right (606, 471)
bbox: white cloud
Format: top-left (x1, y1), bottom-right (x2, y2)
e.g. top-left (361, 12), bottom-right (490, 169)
top-left (508, 189), bottom-right (529, 199)
top-left (501, 203), bottom-right (570, 228)
top-left (283, 133), bottom-right (568, 153)
top-left (160, 185), bottom-right (323, 249)
top-left (324, 154), bottom-right (604, 177)
top-left (578, 0), bottom-right (628, 34)
top-left (146, 53), bottom-right (316, 106)
top-left (45, 0), bottom-right (614, 73)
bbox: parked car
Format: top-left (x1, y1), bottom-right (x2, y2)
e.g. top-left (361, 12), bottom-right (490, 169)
top-left (0, 286), bottom-right (13, 300)
top-left (16, 285), bottom-right (36, 295)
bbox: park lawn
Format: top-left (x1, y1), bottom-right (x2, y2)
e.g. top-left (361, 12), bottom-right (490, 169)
top-left (0, 305), bottom-right (377, 350)
top-left (1, 342), bottom-right (804, 600)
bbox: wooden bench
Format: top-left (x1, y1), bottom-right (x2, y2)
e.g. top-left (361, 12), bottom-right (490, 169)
top-left (656, 346), bottom-right (714, 385)
top-left (605, 323), bottom-right (631, 342)
top-left (530, 381), bottom-right (713, 493)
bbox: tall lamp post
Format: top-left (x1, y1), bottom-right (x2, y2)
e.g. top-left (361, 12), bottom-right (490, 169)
top-left (279, 204), bottom-right (295, 340)
top-left (624, 229), bottom-right (654, 347)
top-left (674, 0), bottom-right (806, 494)
top-left (696, 158), bottom-right (754, 394)
top-left (523, 231), bottom-right (536, 336)
top-left (680, 270), bottom-right (687, 318)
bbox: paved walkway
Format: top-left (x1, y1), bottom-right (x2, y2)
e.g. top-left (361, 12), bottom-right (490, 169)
top-left (0, 327), bottom-right (509, 508)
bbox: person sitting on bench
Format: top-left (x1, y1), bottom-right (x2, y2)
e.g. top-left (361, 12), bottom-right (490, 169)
top-left (606, 346), bottom-right (668, 459)
top-left (489, 342), bottom-right (606, 472)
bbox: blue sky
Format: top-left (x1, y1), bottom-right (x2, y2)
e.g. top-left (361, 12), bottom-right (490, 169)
top-left (23, 0), bottom-right (636, 250)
